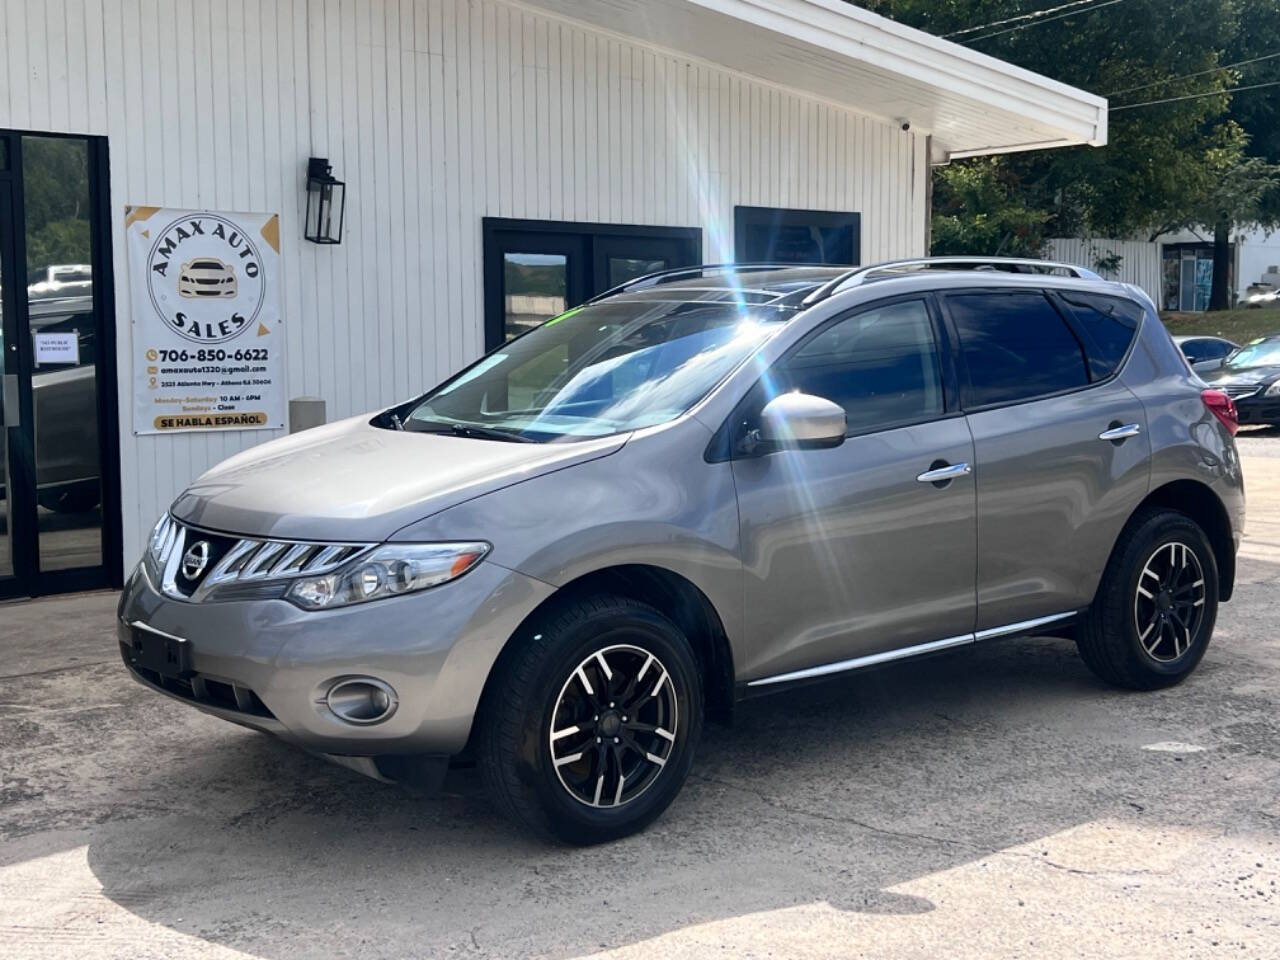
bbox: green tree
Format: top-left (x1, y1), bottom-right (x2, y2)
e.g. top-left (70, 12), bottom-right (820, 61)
top-left (860, 0), bottom-right (1241, 254)
top-left (20, 137), bottom-right (92, 277)
top-left (1186, 142), bottom-right (1280, 309)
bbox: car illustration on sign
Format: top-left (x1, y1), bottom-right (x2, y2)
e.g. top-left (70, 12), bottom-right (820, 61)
top-left (177, 258), bottom-right (237, 298)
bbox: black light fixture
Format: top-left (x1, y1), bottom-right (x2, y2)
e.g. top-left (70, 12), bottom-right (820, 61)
top-left (304, 157), bottom-right (345, 245)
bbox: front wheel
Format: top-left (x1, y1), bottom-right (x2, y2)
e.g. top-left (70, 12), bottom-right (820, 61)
top-left (476, 595), bottom-right (703, 844)
top-left (1077, 508), bottom-right (1219, 690)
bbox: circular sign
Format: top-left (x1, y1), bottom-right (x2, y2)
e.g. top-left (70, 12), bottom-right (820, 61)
top-left (146, 213), bottom-right (267, 344)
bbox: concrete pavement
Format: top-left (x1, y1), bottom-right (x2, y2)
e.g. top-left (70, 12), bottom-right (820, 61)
top-left (1, 450), bottom-right (1279, 959)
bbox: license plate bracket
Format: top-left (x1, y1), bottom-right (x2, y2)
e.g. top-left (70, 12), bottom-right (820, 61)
top-left (128, 624), bottom-right (194, 679)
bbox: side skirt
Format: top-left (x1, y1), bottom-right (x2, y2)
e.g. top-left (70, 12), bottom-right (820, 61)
top-left (739, 610), bottom-right (1078, 698)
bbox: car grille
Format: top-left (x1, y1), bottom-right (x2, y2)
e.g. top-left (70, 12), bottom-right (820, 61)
top-left (1221, 384), bottom-right (1260, 400)
top-left (149, 514), bottom-right (373, 602)
top-left (120, 642), bottom-right (276, 718)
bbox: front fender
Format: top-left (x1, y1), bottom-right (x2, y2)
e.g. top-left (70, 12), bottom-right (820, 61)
top-left (390, 419), bottom-right (745, 652)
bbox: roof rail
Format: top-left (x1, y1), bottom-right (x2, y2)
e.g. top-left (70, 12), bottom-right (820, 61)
top-left (804, 256), bottom-right (1104, 303)
top-left (587, 262), bottom-right (833, 304)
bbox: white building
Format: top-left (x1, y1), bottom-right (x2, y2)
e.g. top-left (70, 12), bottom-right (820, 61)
top-left (0, 0), bottom-right (1106, 598)
top-left (1048, 226), bottom-right (1280, 312)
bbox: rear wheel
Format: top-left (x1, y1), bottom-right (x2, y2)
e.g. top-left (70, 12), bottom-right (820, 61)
top-left (477, 595), bottom-right (702, 844)
top-left (1077, 508), bottom-right (1219, 690)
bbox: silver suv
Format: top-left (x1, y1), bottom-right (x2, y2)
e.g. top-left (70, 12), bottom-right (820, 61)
top-left (118, 258), bottom-right (1245, 844)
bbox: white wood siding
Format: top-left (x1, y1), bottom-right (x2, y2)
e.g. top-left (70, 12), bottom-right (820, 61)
top-left (1, 0), bottom-right (927, 568)
top-left (1046, 237), bottom-right (1164, 306)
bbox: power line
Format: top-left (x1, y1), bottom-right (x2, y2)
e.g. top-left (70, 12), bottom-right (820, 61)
top-left (962, 0), bottom-right (1131, 44)
top-left (1106, 51), bottom-right (1280, 98)
top-left (1110, 79), bottom-right (1280, 111)
top-left (942, 0), bottom-right (1111, 39)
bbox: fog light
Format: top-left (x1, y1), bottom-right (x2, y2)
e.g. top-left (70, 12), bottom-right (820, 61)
top-left (325, 678), bottom-right (398, 725)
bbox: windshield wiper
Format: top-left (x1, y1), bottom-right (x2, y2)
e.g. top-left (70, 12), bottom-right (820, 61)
top-left (443, 422), bottom-right (535, 443)
top-left (449, 423), bottom-right (535, 442)
top-left (402, 415), bottom-right (538, 442)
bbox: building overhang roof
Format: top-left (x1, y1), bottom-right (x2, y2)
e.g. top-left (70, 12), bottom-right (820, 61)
top-left (519, 0), bottom-right (1107, 162)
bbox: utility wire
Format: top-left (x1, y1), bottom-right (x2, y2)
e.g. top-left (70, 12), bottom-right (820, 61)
top-left (962, 0), bottom-right (1131, 44)
top-left (1110, 79), bottom-right (1280, 111)
top-left (943, 0), bottom-right (1116, 39)
top-left (1106, 51), bottom-right (1280, 98)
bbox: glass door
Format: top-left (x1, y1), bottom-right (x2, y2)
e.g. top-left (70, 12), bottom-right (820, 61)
top-left (487, 230), bottom-right (588, 347)
top-left (1, 175), bottom-right (21, 590)
top-left (593, 233), bottom-right (699, 290)
top-left (482, 219), bottom-right (702, 351)
top-left (0, 130), bottom-right (118, 599)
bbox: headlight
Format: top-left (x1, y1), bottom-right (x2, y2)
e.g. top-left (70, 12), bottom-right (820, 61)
top-left (1265, 381), bottom-right (1280, 397)
top-left (286, 541), bottom-right (490, 610)
top-left (143, 513), bottom-right (175, 580)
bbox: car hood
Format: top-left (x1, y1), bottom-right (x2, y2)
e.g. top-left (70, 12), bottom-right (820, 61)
top-left (1202, 365), bottom-right (1280, 387)
top-left (170, 414), bottom-right (628, 542)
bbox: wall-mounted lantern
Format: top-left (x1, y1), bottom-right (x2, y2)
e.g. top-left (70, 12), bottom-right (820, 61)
top-left (304, 157), bottom-right (345, 245)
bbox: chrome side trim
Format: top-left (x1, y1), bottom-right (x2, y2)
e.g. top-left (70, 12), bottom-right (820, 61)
top-left (747, 633), bottom-right (974, 687)
top-left (127, 619), bottom-right (188, 643)
top-left (746, 610), bottom-right (1079, 688)
top-left (973, 610), bottom-right (1076, 641)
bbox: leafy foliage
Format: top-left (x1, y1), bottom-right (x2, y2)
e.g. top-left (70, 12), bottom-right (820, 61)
top-left (21, 137), bottom-right (92, 275)
top-left (861, 0), bottom-right (1279, 261)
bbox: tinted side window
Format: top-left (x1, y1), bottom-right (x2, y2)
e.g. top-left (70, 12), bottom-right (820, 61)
top-left (1203, 339), bottom-right (1234, 360)
top-left (1058, 292), bottom-right (1141, 377)
top-left (1181, 340), bottom-right (1209, 363)
top-left (948, 291), bottom-right (1089, 407)
top-left (776, 299), bottom-right (943, 434)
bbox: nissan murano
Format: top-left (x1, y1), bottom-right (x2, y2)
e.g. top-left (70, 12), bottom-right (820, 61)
top-left (119, 258), bottom-right (1245, 843)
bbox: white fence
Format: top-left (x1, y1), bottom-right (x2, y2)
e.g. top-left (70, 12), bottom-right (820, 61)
top-left (1046, 238), bottom-right (1163, 305)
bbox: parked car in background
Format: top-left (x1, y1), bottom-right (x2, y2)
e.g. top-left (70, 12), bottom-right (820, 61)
top-left (1242, 283), bottom-right (1278, 308)
top-left (1202, 334), bottom-right (1280, 426)
top-left (1174, 335), bottom-right (1239, 373)
top-left (27, 263), bottom-right (93, 301)
top-left (119, 258), bottom-right (1244, 844)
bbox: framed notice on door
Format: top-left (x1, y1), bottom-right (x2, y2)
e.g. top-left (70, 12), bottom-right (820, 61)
top-left (126, 206), bottom-right (286, 434)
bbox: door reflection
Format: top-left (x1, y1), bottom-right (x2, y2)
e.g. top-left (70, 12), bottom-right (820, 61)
top-left (24, 136), bottom-right (103, 573)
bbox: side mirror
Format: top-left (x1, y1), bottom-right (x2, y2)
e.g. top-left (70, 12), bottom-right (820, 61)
top-left (745, 392), bottom-right (847, 454)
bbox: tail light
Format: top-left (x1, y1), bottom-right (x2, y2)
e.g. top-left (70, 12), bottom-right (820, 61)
top-left (1201, 389), bottom-right (1239, 436)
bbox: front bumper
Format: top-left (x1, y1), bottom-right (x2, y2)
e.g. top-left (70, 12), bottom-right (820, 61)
top-left (117, 557), bottom-right (555, 758)
top-left (1234, 395), bottom-right (1280, 425)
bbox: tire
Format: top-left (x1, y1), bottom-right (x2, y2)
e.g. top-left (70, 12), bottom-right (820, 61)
top-left (1076, 507), bottom-right (1219, 690)
top-left (476, 594), bottom-right (703, 845)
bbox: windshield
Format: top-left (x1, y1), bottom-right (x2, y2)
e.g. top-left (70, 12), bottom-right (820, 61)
top-left (1225, 339), bottom-right (1280, 370)
top-left (405, 298), bottom-right (792, 441)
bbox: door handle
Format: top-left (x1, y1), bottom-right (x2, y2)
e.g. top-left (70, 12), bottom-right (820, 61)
top-left (2, 374), bottom-right (19, 428)
top-left (916, 461), bottom-right (971, 484)
top-left (1098, 423), bottom-right (1141, 442)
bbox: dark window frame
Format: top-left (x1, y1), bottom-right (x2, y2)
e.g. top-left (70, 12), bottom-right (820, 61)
top-left (0, 127), bottom-right (122, 599)
top-left (733, 205), bottom-right (861, 266)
